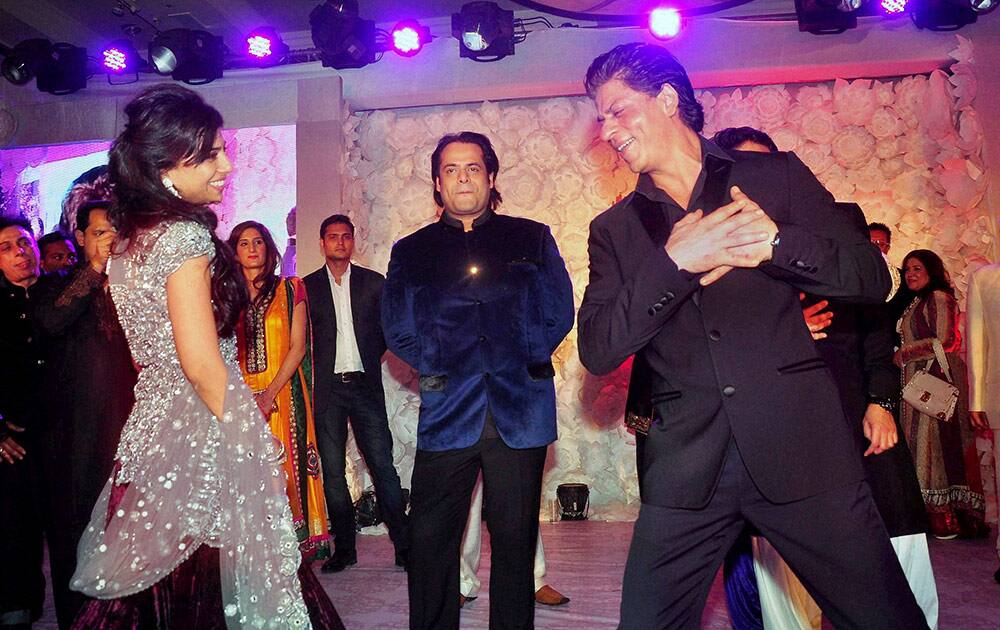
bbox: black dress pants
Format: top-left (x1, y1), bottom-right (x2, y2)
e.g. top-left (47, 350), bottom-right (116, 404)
top-left (620, 440), bottom-right (928, 630)
top-left (407, 429), bottom-right (546, 630)
top-left (314, 376), bottom-right (409, 558)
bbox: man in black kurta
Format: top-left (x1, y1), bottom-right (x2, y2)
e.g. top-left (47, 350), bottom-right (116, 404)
top-left (31, 201), bottom-right (136, 628)
top-left (0, 217), bottom-right (46, 628)
top-left (578, 44), bottom-right (927, 629)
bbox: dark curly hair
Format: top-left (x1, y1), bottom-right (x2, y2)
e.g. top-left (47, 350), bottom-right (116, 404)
top-left (713, 127), bottom-right (779, 153)
top-left (585, 43), bottom-right (704, 133)
top-left (227, 220), bottom-right (280, 310)
top-left (108, 83), bottom-right (246, 338)
top-left (902, 249), bottom-right (954, 298)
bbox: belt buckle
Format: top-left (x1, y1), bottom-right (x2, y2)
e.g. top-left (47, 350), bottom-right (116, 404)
top-left (339, 372), bottom-right (354, 383)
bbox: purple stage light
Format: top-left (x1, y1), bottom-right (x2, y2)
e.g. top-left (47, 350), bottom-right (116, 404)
top-left (247, 35), bottom-right (273, 59)
top-left (102, 47), bottom-right (128, 72)
top-left (881, 0), bottom-right (908, 12)
top-left (649, 7), bottom-right (682, 39)
top-left (390, 20), bottom-right (429, 57)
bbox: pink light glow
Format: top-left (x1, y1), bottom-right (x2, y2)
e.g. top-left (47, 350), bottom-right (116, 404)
top-left (649, 8), bottom-right (682, 39)
top-left (392, 26), bottom-right (422, 55)
top-left (247, 35), bottom-right (273, 59)
top-left (102, 48), bottom-right (128, 72)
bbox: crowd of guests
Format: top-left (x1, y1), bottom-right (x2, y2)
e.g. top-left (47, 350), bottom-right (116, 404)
top-left (0, 40), bottom-right (997, 630)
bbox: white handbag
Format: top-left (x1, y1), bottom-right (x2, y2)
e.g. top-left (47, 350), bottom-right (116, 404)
top-left (902, 339), bottom-right (959, 422)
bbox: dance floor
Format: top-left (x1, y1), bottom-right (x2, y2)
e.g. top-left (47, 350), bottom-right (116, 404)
top-left (37, 521), bottom-right (999, 628)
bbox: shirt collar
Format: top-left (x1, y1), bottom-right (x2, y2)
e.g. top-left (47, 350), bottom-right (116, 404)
top-left (326, 263), bottom-right (351, 285)
top-left (634, 136), bottom-right (734, 206)
top-left (438, 206), bottom-right (496, 230)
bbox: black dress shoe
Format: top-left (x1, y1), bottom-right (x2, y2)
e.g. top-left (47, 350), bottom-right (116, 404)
top-left (395, 548), bottom-right (409, 570)
top-left (321, 551), bottom-right (357, 573)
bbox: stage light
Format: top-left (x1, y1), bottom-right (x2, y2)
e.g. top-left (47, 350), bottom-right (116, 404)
top-left (310, 0), bottom-right (377, 69)
top-left (794, 0), bottom-right (859, 33)
top-left (1, 39), bottom-right (52, 86)
top-left (245, 27), bottom-right (289, 66)
top-left (36, 43), bottom-right (88, 95)
top-left (149, 29), bottom-right (224, 84)
top-left (452, 2), bottom-right (515, 61)
top-left (390, 20), bottom-right (431, 57)
top-left (101, 40), bottom-right (139, 74)
top-left (649, 8), bottom-right (682, 39)
top-left (881, 0), bottom-right (909, 13)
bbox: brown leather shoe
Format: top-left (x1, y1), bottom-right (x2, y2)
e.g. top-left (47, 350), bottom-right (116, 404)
top-left (534, 584), bottom-right (570, 606)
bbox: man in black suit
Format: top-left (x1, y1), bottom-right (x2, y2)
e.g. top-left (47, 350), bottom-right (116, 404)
top-left (578, 43), bottom-right (927, 629)
top-left (304, 214), bottom-right (409, 573)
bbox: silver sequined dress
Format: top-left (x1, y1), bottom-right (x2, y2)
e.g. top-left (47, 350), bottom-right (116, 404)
top-left (71, 221), bottom-right (311, 629)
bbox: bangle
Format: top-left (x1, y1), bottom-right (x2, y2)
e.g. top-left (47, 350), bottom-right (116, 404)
top-left (867, 396), bottom-right (895, 413)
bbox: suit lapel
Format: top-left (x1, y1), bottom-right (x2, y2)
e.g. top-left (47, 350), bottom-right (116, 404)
top-left (348, 264), bottom-right (364, 360)
top-left (701, 154), bottom-right (733, 216)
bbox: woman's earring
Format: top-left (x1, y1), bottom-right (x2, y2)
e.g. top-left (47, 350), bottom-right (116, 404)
top-left (162, 176), bottom-right (182, 199)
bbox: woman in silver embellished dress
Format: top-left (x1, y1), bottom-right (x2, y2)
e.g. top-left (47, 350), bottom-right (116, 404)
top-left (69, 84), bottom-right (343, 629)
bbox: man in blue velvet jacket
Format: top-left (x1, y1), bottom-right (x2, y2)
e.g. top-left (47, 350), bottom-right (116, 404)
top-left (383, 131), bottom-right (574, 630)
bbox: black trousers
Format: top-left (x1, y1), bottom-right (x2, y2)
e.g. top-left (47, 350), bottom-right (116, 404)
top-left (407, 431), bottom-right (546, 630)
top-left (314, 377), bottom-right (409, 557)
top-left (620, 440), bottom-right (928, 630)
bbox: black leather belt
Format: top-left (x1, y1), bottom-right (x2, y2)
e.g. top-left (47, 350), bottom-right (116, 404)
top-left (333, 371), bottom-right (364, 383)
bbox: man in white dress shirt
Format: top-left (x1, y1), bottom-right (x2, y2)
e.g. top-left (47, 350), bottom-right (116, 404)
top-left (966, 262), bottom-right (1000, 585)
top-left (303, 214), bottom-right (409, 573)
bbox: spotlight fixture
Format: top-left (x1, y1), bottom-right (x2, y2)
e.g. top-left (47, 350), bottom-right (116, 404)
top-left (101, 39), bottom-right (140, 74)
top-left (36, 43), bottom-right (88, 95)
top-left (880, 0), bottom-right (909, 13)
top-left (1, 39), bottom-right (52, 86)
top-left (149, 28), bottom-right (224, 84)
top-left (310, 0), bottom-right (377, 69)
top-left (648, 7), bottom-right (682, 39)
top-left (452, 1), bottom-right (516, 61)
top-left (245, 26), bottom-right (289, 66)
top-left (389, 20), bottom-right (431, 57)
top-left (794, 0), bottom-right (860, 33)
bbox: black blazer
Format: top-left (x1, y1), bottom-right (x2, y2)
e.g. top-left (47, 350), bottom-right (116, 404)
top-left (578, 140), bottom-right (891, 509)
top-left (303, 263), bottom-right (388, 413)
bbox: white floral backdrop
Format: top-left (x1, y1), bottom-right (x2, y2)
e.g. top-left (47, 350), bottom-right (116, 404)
top-left (339, 37), bottom-right (995, 522)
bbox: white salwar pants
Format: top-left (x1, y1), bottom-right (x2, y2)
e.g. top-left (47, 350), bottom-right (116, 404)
top-left (753, 533), bottom-right (939, 630)
top-left (459, 473), bottom-right (547, 598)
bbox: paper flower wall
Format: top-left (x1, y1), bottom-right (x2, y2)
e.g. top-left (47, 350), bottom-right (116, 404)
top-left (340, 36), bottom-right (992, 520)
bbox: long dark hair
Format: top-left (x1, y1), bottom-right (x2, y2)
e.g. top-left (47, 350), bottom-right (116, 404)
top-left (902, 249), bottom-right (954, 298)
top-left (108, 83), bottom-right (246, 338)
top-left (227, 220), bottom-right (280, 309)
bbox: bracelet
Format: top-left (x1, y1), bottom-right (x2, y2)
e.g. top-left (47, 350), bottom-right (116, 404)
top-left (867, 396), bottom-right (895, 413)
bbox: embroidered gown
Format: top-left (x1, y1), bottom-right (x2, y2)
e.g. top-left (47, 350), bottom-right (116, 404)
top-left (69, 221), bottom-right (343, 629)
top-left (237, 277), bottom-right (330, 560)
top-left (899, 289), bottom-right (988, 538)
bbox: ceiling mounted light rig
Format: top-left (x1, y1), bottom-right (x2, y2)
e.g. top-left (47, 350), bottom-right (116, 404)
top-left (452, 2), bottom-right (516, 61)
top-left (794, 0), bottom-right (862, 33)
top-left (245, 26), bottom-right (289, 66)
top-left (310, 0), bottom-right (377, 69)
top-left (149, 28), bottom-right (225, 84)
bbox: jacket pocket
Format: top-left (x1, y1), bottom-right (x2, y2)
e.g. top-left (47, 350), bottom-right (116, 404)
top-left (776, 357), bottom-right (828, 375)
top-left (527, 361), bottom-right (555, 381)
top-left (419, 374), bottom-right (447, 392)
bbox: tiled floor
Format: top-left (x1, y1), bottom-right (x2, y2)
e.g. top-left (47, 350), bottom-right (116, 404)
top-left (34, 521), bottom-right (1000, 628)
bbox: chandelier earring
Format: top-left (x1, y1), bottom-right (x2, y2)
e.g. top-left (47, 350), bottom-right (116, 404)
top-left (162, 175), bottom-right (182, 199)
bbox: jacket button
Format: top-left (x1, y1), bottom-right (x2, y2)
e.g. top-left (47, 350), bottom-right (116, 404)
top-left (708, 330), bottom-right (721, 341)
top-left (722, 385), bottom-right (736, 397)
top-left (665, 292), bottom-right (675, 301)
top-left (652, 303), bottom-right (664, 312)
top-left (479, 335), bottom-right (486, 342)
top-left (648, 307), bottom-right (657, 316)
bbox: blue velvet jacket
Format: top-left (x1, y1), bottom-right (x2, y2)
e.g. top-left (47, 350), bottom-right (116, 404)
top-left (382, 209), bottom-right (574, 451)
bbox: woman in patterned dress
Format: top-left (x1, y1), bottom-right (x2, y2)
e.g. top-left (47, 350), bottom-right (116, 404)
top-left (228, 221), bottom-right (330, 560)
top-left (896, 249), bottom-right (988, 539)
top-left (69, 84), bottom-right (342, 629)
